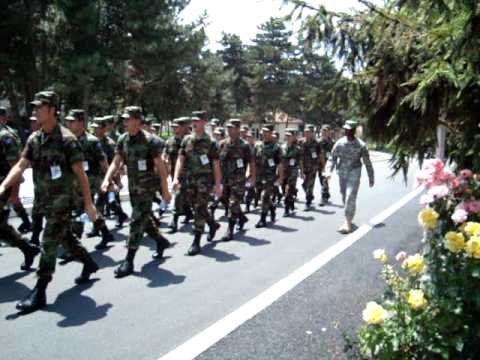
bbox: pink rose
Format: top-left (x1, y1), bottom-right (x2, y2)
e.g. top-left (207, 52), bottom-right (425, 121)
top-left (420, 194), bottom-right (435, 207)
top-left (465, 200), bottom-right (480, 214)
top-left (427, 185), bottom-right (449, 199)
top-left (451, 208), bottom-right (468, 224)
top-left (459, 169), bottom-right (473, 180)
top-left (396, 251), bottom-right (407, 262)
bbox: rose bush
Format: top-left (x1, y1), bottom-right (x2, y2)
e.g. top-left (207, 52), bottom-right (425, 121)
top-left (345, 160), bottom-right (480, 359)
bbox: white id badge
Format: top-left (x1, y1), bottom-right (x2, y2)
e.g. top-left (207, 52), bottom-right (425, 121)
top-left (268, 158), bottom-right (275, 167)
top-left (311, 152), bottom-right (318, 159)
top-left (83, 161), bottom-right (89, 172)
top-left (138, 159), bottom-right (147, 171)
top-left (50, 165), bottom-right (62, 180)
top-left (236, 159), bottom-right (244, 168)
top-left (200, 154), bottom-right (210, 165)
top-left (289, 158), bottom-right (296, 166)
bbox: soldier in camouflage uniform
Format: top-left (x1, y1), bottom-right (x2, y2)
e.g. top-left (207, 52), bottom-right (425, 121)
top-left (163, 117), bottom-right (192, 233)
top-left (326, 121), bottom-right (375, 234)
top-left (173, 111), bottom-right (222, 256)
top-left (65, 110), bottom-right (115, 250)
top-left (318, 124), bottom-right (334, 206)
top-left (101, 106), bottom-right (171, 278)
top-left (0, 91), bottom-right (99, 313)
top-left (0, 116), bottom-right (39, 270)
top-left (299, 124), bottom-right (324, 210)
top-left (29, 115), bottom-right (45, 246)
top-left (92, 117), bottom-right (128, 228)
top-left (254, 124), bottom-right (284, 228)
top-left (244, 130), bottom-right (257, 213)
top-left (271, 131), bottom-right (283, 205)
top-left (218, 119), bottom-right (255, 241)
top-left (281, 129), bottom-right (303, 217)
top-left (210, 126), bottom-right (229, 218)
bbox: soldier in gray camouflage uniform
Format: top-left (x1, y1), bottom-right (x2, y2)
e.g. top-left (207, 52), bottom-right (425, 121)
top-left (325, 121), bottom-right (375, 234)
top-left (281, 129), bottom-right (303, 217)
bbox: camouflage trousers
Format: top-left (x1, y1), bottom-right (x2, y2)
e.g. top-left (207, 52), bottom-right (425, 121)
top-left (0, 207), bottom-right (27, 248)
top-left (283, 171), bottom-right (298, 208)
top-left (173, 178), bottom-right (192, 217)
top-left (224, 181), bottom-right (246, 221)
top-left (128, 190), bottom-right (164, 249)
top-left (319, 173), bottom-right (331, 201)
top-left (37, 211), bottom-right (92, 278)
top-left (187, 176), bottom-right (215, 234)
top-left (31, 196), bottom-right (46, 242)
top-left (339, 167), bottom-right (362, 219)
top-left (302, 168), bottom-right (318, 203)
top-left (260, 179), bottom-right (276, 214)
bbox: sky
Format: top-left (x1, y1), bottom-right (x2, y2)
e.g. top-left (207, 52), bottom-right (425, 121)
top-left (181, 0), bottom-right (376, 50)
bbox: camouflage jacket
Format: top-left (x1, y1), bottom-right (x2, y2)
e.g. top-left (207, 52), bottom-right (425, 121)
top-left (281, 143), bottom-right (302, 177)
top-left (319, 137), bottom-right (334, 159)
top-left (218, 137), bottom-right (251, 184)
top-left (77, 132), bottom-right (106, 182)
top-left (299, 138), bottom-right (322, 171)
top-left (163, 135), bottom-right (185, 179)
top-left (0, 123), bottom-right (20, 181)
top-left (179, 132), bottom-right (219, 179)
top-left (99, 135), bottom-right (116, 163)
top-left (116, 129), bottom-right (164, 194)
top-left (22, 124), bottom-right (84, 214)
top-left (327, 136), bottom-right (374, 182)
top-left (254, 140), bottom-right (281, 182)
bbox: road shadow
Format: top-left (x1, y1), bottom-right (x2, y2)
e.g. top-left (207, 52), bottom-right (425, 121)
top-left (289, 213), bottom-right (315, 221)
top-left (372, 222), bottom-right (386, 229)
top-left (326, 203), bottom-right (344, 209)
top-left (234, 233), bottom-right (271, 247)
top-left (91, 249), bottom-right (123, 269)
top-left (200, 242), bottom-right (241, 263)
top-left (269, 223), bottom-right (298, 233)
top-left (0, 272), bottom-right (31, 305)
top-left (309, 208), bottom-right (336, 215)
top-left (136, 259), bottom-right (186, 288)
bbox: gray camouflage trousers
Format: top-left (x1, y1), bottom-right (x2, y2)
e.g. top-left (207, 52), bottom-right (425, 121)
top-left (338, 167), bottom-right (362, 219)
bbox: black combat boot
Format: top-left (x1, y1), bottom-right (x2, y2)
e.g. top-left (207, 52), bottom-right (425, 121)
top-left (283, 204), bottom-right (291, 217)
top-left (237, 213), bottom-right (248, 231)
top-left (255, 213), bottom-right (268, 228)
top-left (207, 221), bottom-right (221, 242)
top-left (19, 242), bottom-right (40, 271)
top-left (245, 200), bottom-right (251, 214)
top-left (168, 215), bottom-right (179, 234)
top-left (75, 257), bottom-right (99, 285)
top-left (114, 248), bottom-right (137, 278)
top-left (152, 234), bottom-right (170, 260)
top-left (115, 211), bottom-right (128, 228)
top-left (182, 208), bottom-right (193, 224)
top-left (187, 232), bottom-right (202, 256)
top-left (15, 205), bottom-right (32, 234)
top-left (86, 225), bottom-right (100, 238)
top-left (95, 231), bottom-right (114, 250)
top-left (270, 206), bottom-right (276, 223)
top-left (221, 220), bottom-right (235, 242)
top-left (16, 276), bottom-right (51, 313)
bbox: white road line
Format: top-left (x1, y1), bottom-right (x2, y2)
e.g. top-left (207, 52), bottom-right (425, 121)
top-left (160, 185), bottom-right (424, 360)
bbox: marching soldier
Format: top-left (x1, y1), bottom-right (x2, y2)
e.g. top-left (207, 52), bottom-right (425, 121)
top-left (318, 124), bottom-right (334, 206)
top-left (163, 117), bottom-right (192, 233)
top-left (0, 91), bottom-right (99, 313)
top-left (244, 130), bottom-right (257, 213)
top-left (172, 111), bottom-right (222, 256)
top-left (218, 119), bottom-right (255, 241)
top-left (281, 129), bottom-right (303, 217)
top-left (325, 120), bottom-right (375, 234)
top-left (210, 126), bottom-right (229, 218)
top-left (65, 110), bottom-right (115, 250)
top-left (299, 124), bottom-right (324, 210)
top-left (254, 124), bottom-right (284, 228)
top-left (29, 116), bottom-right (45, 246)
top-left (101, 106), bottom-right (171, 278)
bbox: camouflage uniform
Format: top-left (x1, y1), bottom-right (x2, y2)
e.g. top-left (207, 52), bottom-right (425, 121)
top-left (244, 141), bottom-right (257, 212)
top-left (281, 141), bottom-right (302, 214)
top-left (327, 136), bottom-right (374, 219)
top-left (319, 136), bottom-right (334, 203)
top-left (254, 139), bottom-right (282, 225)
top-left (179, 132), bottom-right (219, 235)
top-left (115, 129), bottom-right (169, 250)
top-left (22, 124), bottom-right (97, 280)
top-left (0, 123), bottom-right (39, 269)
top-left (299, 136), bottom-right (322, 207)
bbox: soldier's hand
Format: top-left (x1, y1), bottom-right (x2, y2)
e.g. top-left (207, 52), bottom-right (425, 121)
top-left (100, 179), bottom-right (110, 193)
top-left (172, 179), bottom-right (180, 192)
top-left (369, 179), bottom-right (375, 188)
top-left (214, 184), bottom-right (223, 199)
top-left (0, 184), bottom-right (5, 197)
top-left (163, 191), bottom-right (172, 203)
top-left (85, 203), bottom-right (98, 223)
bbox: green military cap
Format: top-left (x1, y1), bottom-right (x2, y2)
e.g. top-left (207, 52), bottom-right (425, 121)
top-left (152, 123), bottom-right (162, 129)
top-left (240, 125), bottom-right (249, 131)
top-left (192, 110), bottom-right (207, 120)
top-left (0, 107), bottom-right (7, 116)
top-left (191, 116), bottom-right (202, 122)
top-left (342, 120), bottom-right (358, 130)
top-left (103, 115), bottom-right (115, 123)
top-left (285, 128), bottom-right (297, 136)
top-left (261, 123), bottom-right (274, 132)
top-left (121, 106), bottom-right (143, 120)
top-left (321, 124), bottom-right (331, 130)
top-left (226, 119), bottom-right (242, 128)
top-left (30, 91), bottom-right (58, 108)
top-left (173, 116), bottom-right (191, 126)
top-left (210, 118), bottom-right (221, 126)
top-left (304, 124), bottom-right (316, 132)
top-left (90, 116), bottom-right (104, 128)
top-left (143, 114), bottom-right (156, 125)
top-left (29, 115), bottom-right (37, 122)
top-left (65, 109), bottom-right (86, 122)
top-left (213, 127), bottom-right (225, 136)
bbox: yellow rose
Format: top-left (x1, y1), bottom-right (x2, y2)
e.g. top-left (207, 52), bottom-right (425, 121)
top-left (464, 222), bottom-right (480, 237)
top-left (407, 289), bottom-right (427, 310)
top-left (418, 208), bottom-right (439, 230)
top-left (465, 235), bottom-right (480, 259)
top-left (402, 254), bottom-right (425, 275)
top-left (373, 249), bottom-right (388, 264)
top-left (443, 231), bottom-right (465, 253)
top-left (362, 301), bottom-right (388, 325)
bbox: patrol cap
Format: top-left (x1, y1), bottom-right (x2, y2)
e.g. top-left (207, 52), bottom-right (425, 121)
top-left (304, 124), bottom-right (315, 132)
top-left (192, 110), bottom-right (207, 120)
top-left (30, 91), bottom-right (58, 108)
top-left (173, 116), bottom-right (191, 127)
top-left (240, 125), bottom-right (249, 132)
top-left (143, 114), bottom-right (156, 125)
top-left (90, 116), bottom-right (104, 128)
top-left (261, 124), bottom-right (274, 132)
top-left (191, 116), bottom-right (202, 122)
top-left (342, 120), bottom-right (358, 130)
top-left (321, 124), bottom-right (331, 130)
top-left (121, 106), bottom-right (143, 120)
top-left (0, 107), bottom-right (7, 116)
top-left (152, 123), bottom-right (162, 130)
top-left (285, 128), bottom-right (297, 136)
top-left (210, 118), bottom-right (220, 126)
top-left (213, 127), bottom-right (225, 136)
top-left (29, 116), bottom-right (37, 122)
top-left (226, 119), bottom-right (242, 128)
top-left (65, 109), bottom-right (86, 122)
top-left (103, 115), bottom-right (115, 124)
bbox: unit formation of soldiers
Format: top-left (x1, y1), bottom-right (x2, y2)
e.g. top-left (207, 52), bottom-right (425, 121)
top-left (0, 90), bottom-right (374, 314)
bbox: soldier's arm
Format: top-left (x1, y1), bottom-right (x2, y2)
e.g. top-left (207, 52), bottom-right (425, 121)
top-left (0, 157), bottom-right (29, 195)
top-left (72, 161), bottom-right (97, 222)
top-left (153, 155), bottom-right (171, 203)
top-left (213, 159), bottom-right (223, 197)
top-left (325, 143), bottom-right (339, 177)
top-left (101, 154), bottom-right (124, 192)
top-left (361, 146), bottom-right (375, 186)
top-left (173, 154), bottom-right (185, 184)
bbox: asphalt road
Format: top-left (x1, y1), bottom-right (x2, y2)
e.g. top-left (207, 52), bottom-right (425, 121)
top-left (0, 152), bottom-right (421, 360)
